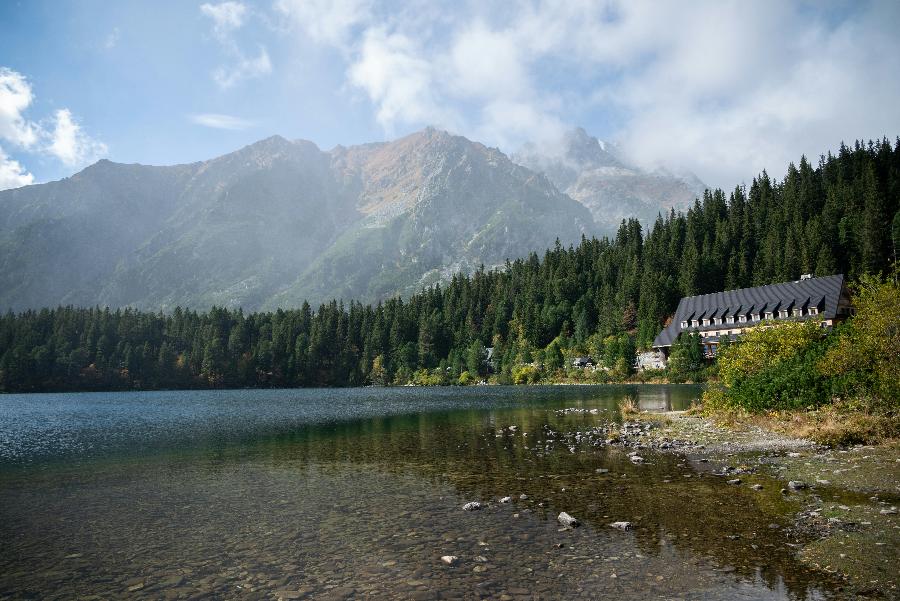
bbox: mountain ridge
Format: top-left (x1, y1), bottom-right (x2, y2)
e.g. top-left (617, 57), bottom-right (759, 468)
top-left (0, 127), bottom-right (701, 311)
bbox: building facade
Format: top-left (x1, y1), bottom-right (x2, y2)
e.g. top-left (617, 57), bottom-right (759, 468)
top-left (653, 274), bottom-right (852, 359)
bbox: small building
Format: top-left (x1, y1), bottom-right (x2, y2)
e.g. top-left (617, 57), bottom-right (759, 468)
top-left (572, 356), bottom-right (595, 368)
top-left (635, 350), bottom-right (667, 370)
top-left (653, 274), bottom-right (852, 359)
top-left (484, 347), bottom-right (495, 373)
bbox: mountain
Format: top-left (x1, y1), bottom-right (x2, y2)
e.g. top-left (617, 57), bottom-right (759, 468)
top-left (0, 128), bottom-right (596, 311)
top-left (514, 128), bottom-right (707, 231)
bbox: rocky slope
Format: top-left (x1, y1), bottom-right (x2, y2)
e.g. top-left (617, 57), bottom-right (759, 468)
top-left (0, 128), bottom-right (595, 311)
top-left (514, 128), bottom-right (706, 231)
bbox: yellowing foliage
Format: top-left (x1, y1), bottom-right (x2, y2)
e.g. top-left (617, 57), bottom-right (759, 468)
top-left (716, 320), bottom-right (825, 388)
top-left (819, 273), bottom-right (900, 407)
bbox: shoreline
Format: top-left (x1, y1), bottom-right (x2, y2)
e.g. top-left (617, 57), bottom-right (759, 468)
top-left (622, 410), bottom-right (899, 597)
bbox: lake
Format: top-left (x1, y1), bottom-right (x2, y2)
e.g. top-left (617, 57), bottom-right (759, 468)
top-left (0, 385), bottom-right (843, 599)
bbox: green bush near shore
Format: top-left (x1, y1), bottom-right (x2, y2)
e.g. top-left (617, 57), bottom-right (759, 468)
top-left (703, 272), bottom-right (899, 414)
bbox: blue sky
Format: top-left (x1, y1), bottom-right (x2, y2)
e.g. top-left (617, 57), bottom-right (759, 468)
top-left (1, 0), bottom-right (899, 190)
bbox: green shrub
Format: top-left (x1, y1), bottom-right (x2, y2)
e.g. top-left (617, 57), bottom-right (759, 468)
top-left (512, 364), bottom-right (540, 385)
top-left (458, 370), bottom-right (476, 386)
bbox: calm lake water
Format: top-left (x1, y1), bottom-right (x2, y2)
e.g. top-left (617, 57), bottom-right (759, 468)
top-left (0, 385), bottom-right (842, 599)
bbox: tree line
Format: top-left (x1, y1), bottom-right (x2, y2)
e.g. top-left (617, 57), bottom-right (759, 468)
top-left (1, 138), bottom-right (898, 392)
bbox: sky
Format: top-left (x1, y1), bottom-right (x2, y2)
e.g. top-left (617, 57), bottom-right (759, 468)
top-left (1, 0), bottom-right (899, 191)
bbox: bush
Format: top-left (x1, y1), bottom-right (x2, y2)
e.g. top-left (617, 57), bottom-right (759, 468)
top-left (703, 321), bottom-right (831, 411)
top-left (458, 370), bottom-right (476, 386)
top-left (705, 272), bottom-right (900, 414)
top-left (512, 364), bottom-right (540, 385)
top-left (818, 273), bottom-right (900, 411)
top-left (667, 332), bottom-right (705, 382)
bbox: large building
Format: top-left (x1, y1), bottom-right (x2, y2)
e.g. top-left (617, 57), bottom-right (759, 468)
top-left (653, 274), bottom-right (852, 359)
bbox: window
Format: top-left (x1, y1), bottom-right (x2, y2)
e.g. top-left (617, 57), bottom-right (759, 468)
top-left (680, 321), bottom-right (688, 329)
top-left (739, 315), bottom-right (747, 323)
top-left (691, 320), bottom-right (699, 328)
top-left (764, 312), bottom-right (774, 320)
top-left (779, 310), bottom-right (788, 318)
top-left (713, 317), bottom-right (721, 325)
top-left (793, 308), bottom-right (802, 317)
top-left (726, 316), bottom-right (734, 324)
top-left (809, 307), bottom-right (818, 315)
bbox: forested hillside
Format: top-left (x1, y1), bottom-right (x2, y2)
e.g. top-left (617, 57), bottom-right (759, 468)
top-left (1, 138), bottom-right (898, 392)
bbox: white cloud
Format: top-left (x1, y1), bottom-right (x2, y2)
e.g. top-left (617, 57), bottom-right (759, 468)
top-left (0, 67), bottom-right (39, 148)
top-left (0, 67), bottom-right (106, 184)
top-left (104, 27), bottom-right (121, 50)
top-left (212, 46), bottom-right (272, 88)
top-left (201, 1), bottom-right (272, 89)
top-left (447, 23), bottom-right (528, 101)
top-left (275, 0), bottom-right (370, 47)
top-left (190, 112), bottom-right (255, 130)
top-left (348, 28), bottom-right (455, 131)
top-left (0, 145), bottom-right (34, 190)
top-left (283, 0), bottom-right (900, 188)
top-left (45, 109), bottom-right (108, 167)
top-left (200, 1), bottom-right (247, 39)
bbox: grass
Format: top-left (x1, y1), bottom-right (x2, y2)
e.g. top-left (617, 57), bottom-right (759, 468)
top-left (700, 402), bottom-right (900, 447)
top-left (618, 396), bottom-right (639, 416)
top-left (769, 408), bottom-right (899, 447)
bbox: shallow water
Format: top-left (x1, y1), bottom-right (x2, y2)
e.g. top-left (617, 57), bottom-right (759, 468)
top-left (0, 385), bottom-right (846, 599)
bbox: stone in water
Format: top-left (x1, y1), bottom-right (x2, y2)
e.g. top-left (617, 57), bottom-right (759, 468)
top-left (558, 512), bottom-right (580, 528)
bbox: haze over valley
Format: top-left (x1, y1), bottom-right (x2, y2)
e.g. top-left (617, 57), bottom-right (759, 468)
top-left (0, 127), bottom-right (703, 311)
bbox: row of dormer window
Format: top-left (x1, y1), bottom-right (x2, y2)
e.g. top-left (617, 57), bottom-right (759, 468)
top-left (680, 306), bottom-right (819, 330)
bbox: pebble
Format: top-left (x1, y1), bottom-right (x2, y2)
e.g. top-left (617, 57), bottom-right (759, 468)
top-left (726, 479), bottom-right (742, 485)
top-left (788, 481), bottom-right (808, 490)
top-left (441, 556), bottom-right (458, 566)
top-left (879, 507), bottom-right (897, 515)
top-left (751, 484), bottom-right (764, 490)
top-left (463, 502), bottom-right (482, 511)
top-left (499, 497), bottom-right (512, 503)
top-left (609, 521), bottom-right (633, 531)
top-left (558, 512), bottom-right (580, 528)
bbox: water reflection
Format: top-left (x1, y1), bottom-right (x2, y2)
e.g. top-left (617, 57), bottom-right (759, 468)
top-left (0, 386), bottom-right (845, 600)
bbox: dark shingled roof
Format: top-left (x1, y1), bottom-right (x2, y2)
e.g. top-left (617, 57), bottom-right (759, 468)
top-left (653, 274), bottom-right (846, 348)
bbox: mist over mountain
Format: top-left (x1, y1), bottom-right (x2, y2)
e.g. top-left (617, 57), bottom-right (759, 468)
top-left (514, 128), bottom-right (707, 231)
top-left (0, 128), bottom-right (603, 311)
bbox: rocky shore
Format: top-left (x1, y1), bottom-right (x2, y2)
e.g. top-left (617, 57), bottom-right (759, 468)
top-left (601, 411), bottom-right (900, 598)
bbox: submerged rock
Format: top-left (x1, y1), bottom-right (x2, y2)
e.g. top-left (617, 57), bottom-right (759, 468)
top-left (499, 496), bottom-right (512, 503)
top-left (441, 555), bottom-right (458, 566)
top-left (463, 502), bottom-right (482, 511)
top-left (610, 521), bottom-right (633, 531)
top-left (558, 512), bottom-right (580, 528)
